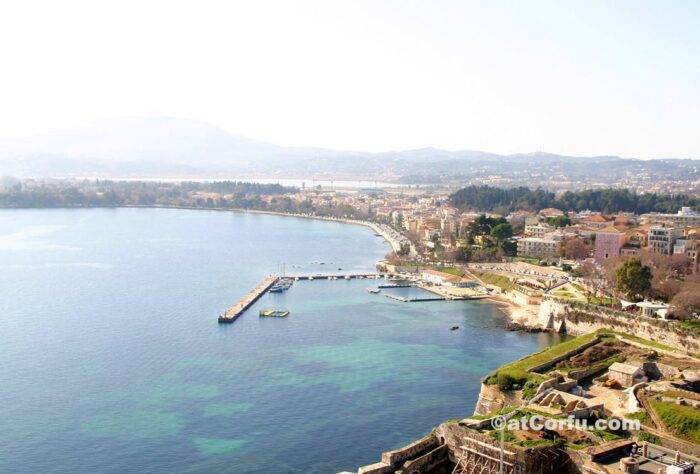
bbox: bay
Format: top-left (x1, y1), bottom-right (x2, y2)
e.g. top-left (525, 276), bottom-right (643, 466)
top-left (0, 208), bottom-right (562, 473)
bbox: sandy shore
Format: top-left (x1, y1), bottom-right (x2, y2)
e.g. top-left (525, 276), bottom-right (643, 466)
top-left (486, 294), bottom-right (541, 327)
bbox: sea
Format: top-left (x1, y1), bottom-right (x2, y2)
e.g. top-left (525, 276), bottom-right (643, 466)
top-left (0, 208), bottom-right (563, 473)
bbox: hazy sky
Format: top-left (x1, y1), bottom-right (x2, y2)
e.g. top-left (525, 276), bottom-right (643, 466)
top-left (1, 0), bottom-right (698, 158)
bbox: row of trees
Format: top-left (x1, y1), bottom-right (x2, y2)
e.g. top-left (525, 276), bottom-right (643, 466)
top-left (582, 254), bottom-right (700, 319)
top-left (450, 185), bottom-right (699, 215)
top-left (0, 180), bottom-right (297, 210)
top-left (458, 214), bottom-right (515, 261)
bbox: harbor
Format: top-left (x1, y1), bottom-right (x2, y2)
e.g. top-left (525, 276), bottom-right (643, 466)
top-left (217, 273), bottom-right (383, 323)
top-left (217, 270), bottom-right (490, 323)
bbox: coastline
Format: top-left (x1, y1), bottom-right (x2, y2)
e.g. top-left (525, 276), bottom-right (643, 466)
top-left (120, 204), bottom-right (407, 253)
top-left (485, 294), bottom-right (541, 328)
top-left (4, 204), bottom-right (529, 321)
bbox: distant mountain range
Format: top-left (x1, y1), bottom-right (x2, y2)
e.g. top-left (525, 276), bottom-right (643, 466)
top-left (0, 117), bottom-right (697, 185)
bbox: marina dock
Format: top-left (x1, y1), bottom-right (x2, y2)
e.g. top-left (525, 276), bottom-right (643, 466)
top-left (217, 272), bottom-right (488, 323)
top-left (384, 293), bottom-right (446, 302)
top-left (290, 273), bottom-right (380, 281)
top-left (218, 276), bottom-right (279, 323)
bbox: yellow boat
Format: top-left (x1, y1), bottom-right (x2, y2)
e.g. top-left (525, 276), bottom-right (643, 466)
top-left (259, 309), bottom-right (290, 317)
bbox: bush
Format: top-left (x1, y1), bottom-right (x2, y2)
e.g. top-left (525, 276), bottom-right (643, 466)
top-left (522, 379), bottom-right (541, 400)
top-left (497, 372), bottom-right (515, 391)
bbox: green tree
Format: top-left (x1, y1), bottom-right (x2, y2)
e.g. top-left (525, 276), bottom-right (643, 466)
top-left (490, 223), bottom-right (513, 243)
top-left (615, 258), bottom-right (652, 301)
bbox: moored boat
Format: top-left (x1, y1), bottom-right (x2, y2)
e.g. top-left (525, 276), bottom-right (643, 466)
top-left (259, 309), bottom-right (290, 317)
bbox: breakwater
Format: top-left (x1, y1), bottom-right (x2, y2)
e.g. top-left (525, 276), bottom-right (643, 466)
top-left (218, 276), bottom-right (279, 323)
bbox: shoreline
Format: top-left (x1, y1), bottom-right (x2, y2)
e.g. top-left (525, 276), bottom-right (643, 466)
top-left (121, 204), bottom-right (407, 253)
top-left (485, 294), bottom-right (542, 328)
top-left (6, 204), bottom-right (532, 321)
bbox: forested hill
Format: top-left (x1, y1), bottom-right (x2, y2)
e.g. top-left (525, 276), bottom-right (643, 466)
top-left (449, 185), bottom-right (700, 214)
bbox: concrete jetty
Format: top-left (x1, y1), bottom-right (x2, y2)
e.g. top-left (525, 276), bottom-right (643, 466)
top-left (218, 275), bottom-right (279, 323)
top-left (383, 293), bottom-right (446, 302)
top-left (290, 273), bottom-right (380, 281)
top-left (377, 283), bottom-right (413, 288)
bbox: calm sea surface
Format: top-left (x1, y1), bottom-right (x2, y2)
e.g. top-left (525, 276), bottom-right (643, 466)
top-left (0, 208), bottom-right (562, 473)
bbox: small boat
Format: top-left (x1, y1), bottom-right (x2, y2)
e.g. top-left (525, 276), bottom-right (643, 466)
top-left (368, 288), bottom-right (381, 294)
top-left (269, 285), bottom-right (284, 293)
top-left (450, 326), bottom-right (459, 331)
top-left (260, 309), bottom-right (290, 317)
top-left (344, 275), bottom-right (351, 280)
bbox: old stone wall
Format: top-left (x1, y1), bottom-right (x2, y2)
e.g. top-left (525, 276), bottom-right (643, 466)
top-left (473, 382), bottom-right (526, 416)
top-left (354, 435), bottom-right (440, 474)
top-left (434, 422), bottom-right (580, 474)
top-left (538, 297), bottom-right (700, 352)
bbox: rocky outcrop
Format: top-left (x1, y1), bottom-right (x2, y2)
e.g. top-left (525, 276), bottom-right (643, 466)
top-left (504, 321), bottom-right (545, 332)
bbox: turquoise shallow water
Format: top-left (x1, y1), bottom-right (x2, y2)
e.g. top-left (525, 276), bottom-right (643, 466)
top-left (0, 208), bottom-right (562, 473)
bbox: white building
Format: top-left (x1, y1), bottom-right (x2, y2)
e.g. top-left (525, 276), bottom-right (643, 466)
top-left (517, 237), bottom-right (561, 260)
top-left (524, 223), bottom-right (554, 237)
top-left (648, 226), bottom-right (683, 255)
top-left (646, 207), bottom-right (700, 228)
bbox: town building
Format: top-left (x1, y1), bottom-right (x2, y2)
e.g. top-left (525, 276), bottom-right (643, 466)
top-left (594, 226), bottom-right (626, 265)
top-left (620, 243), bottom-right (641, 258)
top-left (648, 226), bottom-right (683, 255)
top-left (646, 207), bottom-right (700, 228)
top-left (524, 223), bottom-right (554, 237)
top-left (517, 237), bottom-right (560, 260)
top-left (581, 214), bottom-right (615, 229)
top-left (538, 207), bottom-right (565, 218)
top-left (607, 362), bottom-right (646, 388)
top-left (421, 269), bottom-right (461, 286)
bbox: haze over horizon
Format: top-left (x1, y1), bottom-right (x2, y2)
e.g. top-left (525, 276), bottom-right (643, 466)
top-left (0, 115), bottom-right (697, 161)
top-left (1, 0), bottom-right (699, 159)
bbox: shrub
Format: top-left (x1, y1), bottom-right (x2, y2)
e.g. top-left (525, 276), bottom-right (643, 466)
top-left (497, 372), bottom-right (516, 391)
top-left (522, 379), bottom-right (541, 400)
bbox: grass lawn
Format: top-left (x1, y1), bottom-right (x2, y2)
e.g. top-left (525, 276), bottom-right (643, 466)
top-left (439, 267), bottom-right (464, 276)
top-left (476, 271), bottom-right (515, 291)
top-left (485, 329), bottom-right (674, 396)
top-left (662, 391), bottom-right (700, 402)
top-left (588, 297), bottom-right (616, 306)
top-left (626, 411), bottom-right (651, 425)
top-left (651, 399), bottom-right (700, 444)
top-left (680, 320), bottom-right (700, 330)
top-left (484, 331), bottom-right (606, 390)
top-left (553, 290), bottom-right (577, 298)
top-left (598, 330), bottom-right (676, 352)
